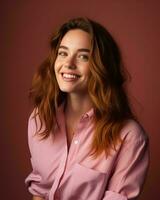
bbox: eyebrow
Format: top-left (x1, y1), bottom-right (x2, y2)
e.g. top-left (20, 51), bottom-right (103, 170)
top-left (59, 45), bottom-right (90, 52)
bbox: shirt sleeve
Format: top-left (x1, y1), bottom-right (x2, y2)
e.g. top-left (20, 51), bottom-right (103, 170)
top-left (25, 111), bottom-right (46, 198)
top-left (102, 121), bottom-right (149, 200)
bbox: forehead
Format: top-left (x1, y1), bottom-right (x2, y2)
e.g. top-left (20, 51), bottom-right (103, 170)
top-left (60, 29), bottom-right (91, 49)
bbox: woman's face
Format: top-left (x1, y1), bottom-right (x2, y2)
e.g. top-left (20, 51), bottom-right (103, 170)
top-left (54, 29), bottom-right (91, 95)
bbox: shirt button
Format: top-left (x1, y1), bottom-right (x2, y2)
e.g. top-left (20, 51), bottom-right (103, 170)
top-left (74, 140), bottom-right (79, 144)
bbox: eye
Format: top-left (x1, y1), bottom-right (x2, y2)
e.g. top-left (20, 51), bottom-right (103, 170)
top-left (58, 51), bottom-right (68, 57)
top-left (78, 54), bottom-right (89, 62)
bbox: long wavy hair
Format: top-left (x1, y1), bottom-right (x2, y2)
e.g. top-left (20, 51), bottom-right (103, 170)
top-left (29, 17), bottom-right (135, 157)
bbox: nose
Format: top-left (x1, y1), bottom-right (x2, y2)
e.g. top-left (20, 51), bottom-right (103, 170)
top-left (64, 55), bottom-right (76, 69)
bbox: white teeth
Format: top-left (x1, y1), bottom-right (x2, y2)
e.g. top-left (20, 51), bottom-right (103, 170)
top-left (63, 73), bottom-right (78, 79)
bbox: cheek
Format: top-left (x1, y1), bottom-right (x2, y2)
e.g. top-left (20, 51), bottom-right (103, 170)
top-left (54, 60), bottom-right (59, 73)
top-left (54, 58), bottom-right (63, 72)
top-left (83, 65), bottom-right (90, 77)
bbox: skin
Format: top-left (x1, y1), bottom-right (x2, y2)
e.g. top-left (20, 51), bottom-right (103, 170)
top-left (54, 29), bottom-right (93, 146)
top-left (54, 29), bottom-right (91, 96)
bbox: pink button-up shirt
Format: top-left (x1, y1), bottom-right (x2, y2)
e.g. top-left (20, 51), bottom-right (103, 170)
top-left (25, 104), bottom-right (149, 200)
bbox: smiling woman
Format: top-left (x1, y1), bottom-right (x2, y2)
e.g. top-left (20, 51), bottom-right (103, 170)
top-left (54, 29), bottom-right (91, 95)
top-left (25, 17), bottom-right (149, 200)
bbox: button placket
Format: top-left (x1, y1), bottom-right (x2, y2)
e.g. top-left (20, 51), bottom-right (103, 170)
top-left (49, 146), bottom-right (68, 200)
top-left (66, 123), bottom-right (84, 166)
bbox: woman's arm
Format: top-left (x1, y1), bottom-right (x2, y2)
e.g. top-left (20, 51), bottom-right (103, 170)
top-left (33, 196), bottom-right (44, 200)
top-left (25, 112), bottom-right (46, 199)
top-left (102, 122), bottom-right (149, 200)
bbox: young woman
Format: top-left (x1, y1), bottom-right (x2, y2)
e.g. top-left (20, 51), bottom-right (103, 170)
top-left (25, 17), bottom-right (149, 200)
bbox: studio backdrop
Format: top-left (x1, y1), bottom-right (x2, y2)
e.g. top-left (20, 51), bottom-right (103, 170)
top-left (1, 0), bottom-right (160, 199)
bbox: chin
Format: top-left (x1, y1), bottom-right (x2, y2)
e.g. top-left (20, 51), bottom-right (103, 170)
top-left (59, 86), bottom-right (76, 93)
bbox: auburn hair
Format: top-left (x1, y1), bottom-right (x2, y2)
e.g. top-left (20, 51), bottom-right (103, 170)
top-left (29, 17), bottom-right (135, 157)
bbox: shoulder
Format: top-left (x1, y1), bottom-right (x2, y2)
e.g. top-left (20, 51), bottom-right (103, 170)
top-left (120, 119), bottom-right (148, 145)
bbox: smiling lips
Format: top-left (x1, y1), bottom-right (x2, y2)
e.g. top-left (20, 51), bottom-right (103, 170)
top-left (62, 73), bottom-right (80, 81)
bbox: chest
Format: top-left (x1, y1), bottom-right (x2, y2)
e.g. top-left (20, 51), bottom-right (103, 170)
top-left (31, 121), bottom-right (119, 200)
top-left (65, 117), bottom-right (80, 149)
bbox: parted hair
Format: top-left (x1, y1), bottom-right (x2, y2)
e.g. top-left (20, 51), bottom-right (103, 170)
top-left (29, 17), bottom-right (135, 157)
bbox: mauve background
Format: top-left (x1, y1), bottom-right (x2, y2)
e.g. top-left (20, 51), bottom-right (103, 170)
top-left (1, 0), bottom-right (160, 199)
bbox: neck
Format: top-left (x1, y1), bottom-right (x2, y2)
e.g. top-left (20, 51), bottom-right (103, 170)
top-left (65, 93), bottom-right (93, 118)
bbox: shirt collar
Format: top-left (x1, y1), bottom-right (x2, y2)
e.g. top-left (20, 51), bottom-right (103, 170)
top-left (80, 108), bottom-right (94, 122)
